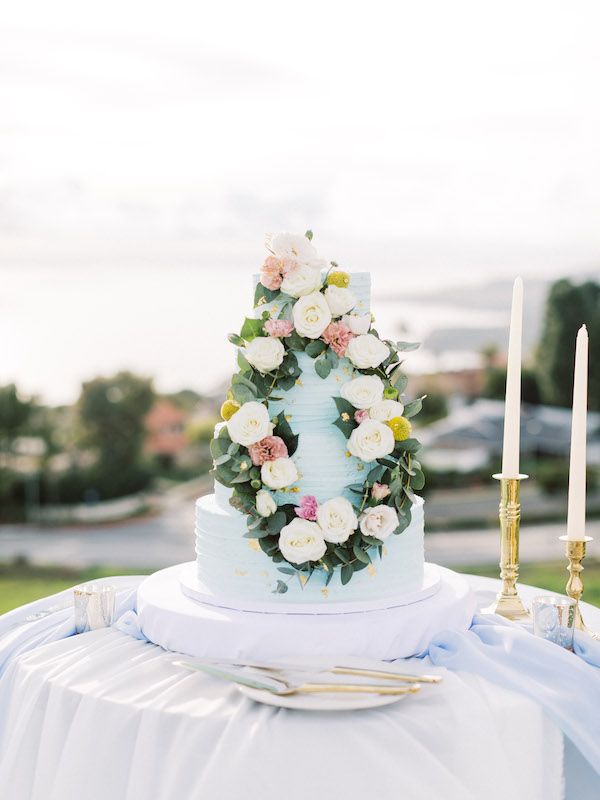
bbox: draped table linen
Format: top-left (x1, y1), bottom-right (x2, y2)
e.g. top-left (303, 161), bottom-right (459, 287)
top-left (0, 575), bottom-right (598, 799)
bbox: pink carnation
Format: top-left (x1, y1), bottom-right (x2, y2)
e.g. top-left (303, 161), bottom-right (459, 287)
top-left (264, 319), bottom-right (294, 338)
top-left (354, 409), bottom-right (369, 424)
top-left (248, 436), bottom-right (289, 466)
top-left (371, 482), bottom-right (391, 500)
top-left (260, 256), bottom-right (295, 291)
top-left (295, 495), bottom-right (319, 521)
top-left (322, 321), bottom-right (354, 357)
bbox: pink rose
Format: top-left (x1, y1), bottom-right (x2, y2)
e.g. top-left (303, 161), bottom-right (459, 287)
top-left (248, 435), bottom-right (289, 466)
top-left (264, 319), bottom-right (294, 338)
top-left (371, 482), bottom-right (391, 500)
top-left (260, 256), bottom-right (295, 291)
top-left (354, 409), bottom-right (369, 424)
top-left (295, 495), bottom-right (319, 521)
top-left (322, 321), bottom-right (354, 357)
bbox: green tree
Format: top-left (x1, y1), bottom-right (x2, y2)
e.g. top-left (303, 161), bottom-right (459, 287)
top-left (78, 372), bottom-right (155, 493)
top-left (0, 384), bottom-right (34, 464)
top-left (536, 279), bottom-right (600, 409)
top-left (482, 367), bottom-right (541, 405)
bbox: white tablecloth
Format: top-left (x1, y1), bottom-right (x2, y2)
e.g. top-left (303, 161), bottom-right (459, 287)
top-left (0, 576), bottom-right (598, 800)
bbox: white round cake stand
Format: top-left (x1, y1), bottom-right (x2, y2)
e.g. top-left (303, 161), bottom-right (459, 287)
top-left (137, 563), bottom-right (477, 661)
top-left (179, 561), bottom-right (442, 614)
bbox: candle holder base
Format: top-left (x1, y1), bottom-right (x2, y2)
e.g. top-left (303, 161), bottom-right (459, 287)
top-left (559, 535), bottom-right (600, 640)
top-left (481, 474), bottom-right (531, 622)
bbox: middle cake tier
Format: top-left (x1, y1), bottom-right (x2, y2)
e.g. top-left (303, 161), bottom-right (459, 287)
top-left (215, 351), bottom-right (371, 512)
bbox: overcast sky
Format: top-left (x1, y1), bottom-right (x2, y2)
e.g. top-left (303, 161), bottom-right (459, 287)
top-left (2, 1), bottom-right (600, 402)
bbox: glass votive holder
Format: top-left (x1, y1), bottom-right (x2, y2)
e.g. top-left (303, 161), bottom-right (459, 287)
top-left (532, 595), bottom-right (577, 650)
top-left (74, 584), bottom-right (116, 633)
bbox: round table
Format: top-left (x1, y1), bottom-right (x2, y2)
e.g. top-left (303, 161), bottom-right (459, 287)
top-left (0, 575), bottom-right (598, 800)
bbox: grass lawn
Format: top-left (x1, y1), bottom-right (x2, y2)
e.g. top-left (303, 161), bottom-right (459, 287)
top-left (459, 560), bottom-right (600, 607)
top-left (1, 559), bottom-right (599, 615)
top-left (0, 562), bottom-right (153, 615)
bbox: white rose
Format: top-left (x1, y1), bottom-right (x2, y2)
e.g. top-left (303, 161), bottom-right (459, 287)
top-left (346, 334), bottom-right (390, 369)
top-left (279, 518), bottom-right (327, 564)
top-left (369, 399), bottom-right (405, 421)
top-left (316, 497), bottom-right (358, 544)
top-left (256, 490), bottom-right (277, 518)
top-left (324, 286), bottom-right (356, 317)
top-left (270, 232), bottom-right (317, 262)
top-left (227, 401), bottom-right (271, 446)
top-left (341, 375), bottom-right (384, 409)
top-left (261, 457), bottom-right (299, 490)
top-left (359, 505), bottom-right (399, 540)
top-left (244, 336), bottom-right (285, 373)
top-left (342, 313), bottom-right (371, 335)
top-left (292, 291), bottom-right (332, 339)
top-left (280, 263), bottom-right (322, 298)
top-left (348, 419), bottom-right (395, 461)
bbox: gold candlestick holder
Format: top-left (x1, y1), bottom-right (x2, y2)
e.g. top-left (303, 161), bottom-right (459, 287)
top-left (482, 474), bottom-right (530, 621)
top-left (558, 535), bottom-right (599, 640)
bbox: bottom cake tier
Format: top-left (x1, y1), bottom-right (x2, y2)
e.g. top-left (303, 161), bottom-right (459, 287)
top-left (195, 492), bottom-right (425, 605)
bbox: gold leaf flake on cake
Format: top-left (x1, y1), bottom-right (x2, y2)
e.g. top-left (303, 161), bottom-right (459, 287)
top-left (367, 565), bottom-right (377, 578)
top-left (295, 379), bottom-right (303, 387)
top-left (335, 375), bottom-right (341, 382)
top-left (356, 462), bottom-right (364, 471)
top-left (345, 451), bottom-right (351, 458)
top-left (260, 570), bottom-right (269, 577)
top-left (299, 574), bottom-right (308, 586)
top-left (234, 568), bottom-right (248, 577)
top-left (383, 547), bottom-right (388, 556)
top-left (321, 588), bottom-right (329, 599)
top-left (248, 539), bottom-right (260, 552)
top-left (285, 414), bottom-right (292, 421)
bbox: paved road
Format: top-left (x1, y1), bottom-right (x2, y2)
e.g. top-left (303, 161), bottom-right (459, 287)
top-left (2, 492), bottom-right (597, 569)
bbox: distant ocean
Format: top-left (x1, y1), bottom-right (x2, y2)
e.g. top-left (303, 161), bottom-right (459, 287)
top-left (0, 258), bottom-right (552, 405)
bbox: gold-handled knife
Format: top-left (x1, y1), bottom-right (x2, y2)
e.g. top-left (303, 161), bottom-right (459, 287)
top-left (175, 660), bottom-right (422, 697)
top-left (209, 660), bottom-right (442, 685)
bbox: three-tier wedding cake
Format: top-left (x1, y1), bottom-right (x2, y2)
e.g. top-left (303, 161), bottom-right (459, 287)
top-left (194, 231), bottom-right (426, 606)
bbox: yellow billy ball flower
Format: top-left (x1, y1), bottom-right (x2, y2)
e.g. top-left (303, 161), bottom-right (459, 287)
top-left (327, 270), bottom-right (351, 288)
top-left (220, 399), bottom-right (240, 421)
top-left (386, 416), bottom-right (412, 441)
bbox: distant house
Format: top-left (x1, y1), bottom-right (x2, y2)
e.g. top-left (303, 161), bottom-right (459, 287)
top-left (144, 400), bottom-right (187, 463)
top-left (420, 399), bottom-right (600, 472)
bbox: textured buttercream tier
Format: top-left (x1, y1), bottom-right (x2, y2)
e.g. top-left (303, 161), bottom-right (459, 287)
top-left (196, 493), bottom-right (424, 604)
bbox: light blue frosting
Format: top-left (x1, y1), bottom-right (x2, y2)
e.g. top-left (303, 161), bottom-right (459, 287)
top-left (195, 270), bottom-right (425, 604)
top-left (196, 494), bottom-right (424, 603)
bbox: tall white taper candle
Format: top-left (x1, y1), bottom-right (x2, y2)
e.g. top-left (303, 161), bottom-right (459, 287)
top-left (567, 325), bottom-right (589, 540)
top-left (501, 277), bottom-right (523, 478)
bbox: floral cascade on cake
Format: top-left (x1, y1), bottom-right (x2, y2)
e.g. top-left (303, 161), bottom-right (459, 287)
top-left (195, 231), bottom-right (426, 604)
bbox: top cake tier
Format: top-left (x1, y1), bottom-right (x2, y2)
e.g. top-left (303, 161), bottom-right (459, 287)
top-left (214, 272), bottom-right (374, 508)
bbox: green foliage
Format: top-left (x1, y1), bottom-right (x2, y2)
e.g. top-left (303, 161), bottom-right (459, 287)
top-left (240, 317), bottom-right (266, 342)
top-left (536, 279), bottom-right (600, 409)
top-left (0, 384), bottom-right (34, 452)
top-left (483, 367), bottom-right (541, 405)
top-left (78, 373), bottom-right (155, 489)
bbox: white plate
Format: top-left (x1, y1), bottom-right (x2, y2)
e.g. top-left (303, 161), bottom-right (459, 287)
top-left (233, 654), bottom-right (432, 710)
top-left (236, 683), bottom-right (410, 711)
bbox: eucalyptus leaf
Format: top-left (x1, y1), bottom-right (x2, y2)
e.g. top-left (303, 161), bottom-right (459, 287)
top-left (228, 333), bottom-right (245, 347)
top-left (267, 511), bottom-right (287, 534)
top-left (340, 564), bottom-right (354, 585)
top-left (273, 580), bottom-right (289, 594)
top-left (305, 340), bottom-right (327, 358)
top-left (403, 396), bottom-right (425, 419)
top-left (395, 341), bottom-right (420, 352)
top-left (240, 317), bottom-right (266, 342)
top-left (334, 546), bottom-right (352, 564)
top-left (314, 354), bottom-right (332, 379)
top-left (353, 545), bottom-right (371, 564)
